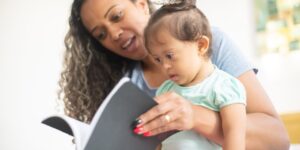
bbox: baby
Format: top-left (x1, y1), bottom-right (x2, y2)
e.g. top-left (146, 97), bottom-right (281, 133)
top-left (143, 0), bottom-right (246, 149)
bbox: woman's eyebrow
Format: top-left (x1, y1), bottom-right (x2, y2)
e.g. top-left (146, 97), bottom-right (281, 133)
top-left (104, 4), bottom-right (118, 18)
top-left (90, 4), bottom-right (119, 34)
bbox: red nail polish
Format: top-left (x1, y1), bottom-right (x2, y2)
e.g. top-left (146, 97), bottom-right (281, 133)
top-left (133, 127), bottom-right (143, 134)
top-left (143, 131), bottom-right (151, 137)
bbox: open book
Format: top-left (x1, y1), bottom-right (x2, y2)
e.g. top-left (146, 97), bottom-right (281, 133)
top-left (42, 77), bottom-right (175, 150)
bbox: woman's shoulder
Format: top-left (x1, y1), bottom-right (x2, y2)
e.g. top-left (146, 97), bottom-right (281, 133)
top-left (210, 26), bottom-right (256, 78)
top-left (129, 63), bottom-right (157, 97)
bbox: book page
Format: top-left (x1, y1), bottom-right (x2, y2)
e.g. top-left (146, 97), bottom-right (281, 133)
top-left (42, 115), bottom-right (90, 150)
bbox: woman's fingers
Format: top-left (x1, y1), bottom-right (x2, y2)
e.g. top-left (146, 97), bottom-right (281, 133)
top-left (141, 109), bottom-right (182, 134)
top-left (133, 92), bottom-right (196, 136)
top-left (153, 92), bottom-right (175, 104)
top-left (147, 120), bottom-right (181, 136)
top-left (137, 94), bottom-right (177, 126)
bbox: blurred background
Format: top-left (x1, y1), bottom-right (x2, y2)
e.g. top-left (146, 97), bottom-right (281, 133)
top-left (0, 0), bottom-right (299, 149)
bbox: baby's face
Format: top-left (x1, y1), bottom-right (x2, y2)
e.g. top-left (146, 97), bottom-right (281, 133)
top-left (147, 29), bottom-right (205, 86)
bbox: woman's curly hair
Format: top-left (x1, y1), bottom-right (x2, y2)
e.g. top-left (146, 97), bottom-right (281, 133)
top-left (59, 0), bottom-right (156, 123)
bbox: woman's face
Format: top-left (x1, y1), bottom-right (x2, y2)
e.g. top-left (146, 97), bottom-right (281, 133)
top-left (80, 0), bottom-right (151, 60)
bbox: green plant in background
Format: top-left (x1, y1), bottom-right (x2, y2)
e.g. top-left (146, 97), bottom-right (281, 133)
top-left (255, 0), bottom-right (268, 32)
top-left (255, 0), bottom-right (300, 55)
top-left (268, 0), bottom-right (278, 17)
top-left (293, 4), bottom-right (300, 24)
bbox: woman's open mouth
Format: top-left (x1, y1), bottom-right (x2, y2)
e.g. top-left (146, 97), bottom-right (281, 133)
top-left (121, 36), bottom-right (136, 52)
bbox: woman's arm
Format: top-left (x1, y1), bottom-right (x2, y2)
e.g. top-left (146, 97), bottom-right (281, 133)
top-left (239, 70), bottom-right (290, 149)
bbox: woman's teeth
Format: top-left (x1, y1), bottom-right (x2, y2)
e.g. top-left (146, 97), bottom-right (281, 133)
top-left (122, 38), bottom-right (132, 49)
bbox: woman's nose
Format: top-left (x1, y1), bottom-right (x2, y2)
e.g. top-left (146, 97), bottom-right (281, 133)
top-left (108, 25), bottom-right (123, 41)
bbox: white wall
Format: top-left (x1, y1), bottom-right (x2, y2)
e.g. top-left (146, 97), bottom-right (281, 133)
top-left (257, 52), bottom-right (300, 113)
top-left (197, 0), bottom-right (256, 59)
top-left (0, 0), bottom-right (74, 149)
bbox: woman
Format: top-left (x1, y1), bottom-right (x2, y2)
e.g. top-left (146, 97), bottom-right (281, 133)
top-left (59, 0), bottom-right (289, 149)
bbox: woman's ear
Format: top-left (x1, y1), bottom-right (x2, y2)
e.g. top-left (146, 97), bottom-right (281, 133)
top-left (197, 36), bottom-right (210, 56)
top-left (135, 0), bottom-right (150, 15)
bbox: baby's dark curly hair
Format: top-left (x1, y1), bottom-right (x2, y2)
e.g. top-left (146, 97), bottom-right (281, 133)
top-left (144, 0), bottom-right (212, 58)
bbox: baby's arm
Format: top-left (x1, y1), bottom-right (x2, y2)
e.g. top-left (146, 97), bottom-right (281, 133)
top-left (220, 104), bottom-right (246, 150)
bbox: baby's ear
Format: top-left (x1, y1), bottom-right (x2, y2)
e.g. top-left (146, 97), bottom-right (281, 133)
top-left (197, 36), bottom-right (210, 56)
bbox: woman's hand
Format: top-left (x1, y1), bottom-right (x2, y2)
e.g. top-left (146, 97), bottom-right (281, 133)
top-left (133, 91), bottom-right (196, 136)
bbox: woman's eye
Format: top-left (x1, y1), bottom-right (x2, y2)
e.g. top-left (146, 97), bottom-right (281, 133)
top-left (97, 30), bottom-right (106, 40)
top-left (111, 11), bottom-right (123, 22)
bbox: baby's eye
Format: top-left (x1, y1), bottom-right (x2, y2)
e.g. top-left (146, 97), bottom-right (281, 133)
top-left (166, 52), bottom-right (174, 60)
